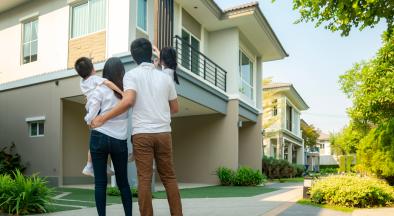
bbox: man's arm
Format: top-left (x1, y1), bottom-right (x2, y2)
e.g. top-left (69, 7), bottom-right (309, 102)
top-left (91, 90), bottom-right (136, 128)
top-left (169, 99), bottom-right (179, 114)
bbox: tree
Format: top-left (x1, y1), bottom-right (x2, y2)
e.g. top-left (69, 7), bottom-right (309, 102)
top-left (282, 0), bottom-right (394, 36)
top-left (339, 33), bottom-right (394, 125)
top-left (329, 123), bottom-right (363, 155)
top-left (301, 122), bottom-right (319, 148)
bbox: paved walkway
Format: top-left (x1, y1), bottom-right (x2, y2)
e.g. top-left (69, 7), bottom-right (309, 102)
top-left (40, 183), bottom-right (394, 216)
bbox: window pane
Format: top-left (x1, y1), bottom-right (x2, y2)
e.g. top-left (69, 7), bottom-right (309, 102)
top-left (137, 0), bottom-right (147, 30)
top-left (190, 36), bottom-right (200, 74)
top-left (31, 20), bottom-right (38, 40)
top-left (181, 30), bottom-right (190, 69)
top-left (31, 40), bottom-right (38, 56)
top-left (23, 43), bottom-right (30, 64)
top-left (38, 122), bottom-right (44, 135)
top-left (89, 0), bottom-right (106, 33)
top-left (23, 22), bottom-right (31, 43)
top-left (72, 3), bottom-right (89, 38)
top-left (30, 123), bottom-right (37, 136)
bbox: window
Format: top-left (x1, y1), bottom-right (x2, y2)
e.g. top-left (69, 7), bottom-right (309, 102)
top-left (181, 29), bottom-right (200, 74)
top-left (22, 19), bottom-right (38, 64)
top-left (272, 106), bottom-right (278, 116)
top-left (71, 0), bottom-right (106, 38)
top-left (137, 0), bottom-right (147, 31)
top-left (29, 121), bottom-right (44, 137)
top-left (286, 104), bottom-right (292, 131)
top-left (239, 50), bottom-right (254, 99)
top-left (270, 139), bottom-right (277, 158)
top-left (283, 144), bottom-right (289, 160)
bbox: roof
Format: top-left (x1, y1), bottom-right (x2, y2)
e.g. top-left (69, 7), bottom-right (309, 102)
top-left (223, 1), bottom-right (259, 13)
top-left (319, 132), bottom-right (330, 141)
top-left (263, 82), bottom-right (309, 110)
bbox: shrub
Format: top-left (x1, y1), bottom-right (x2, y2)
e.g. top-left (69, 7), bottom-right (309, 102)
top-left (0, 143), bottom-right (26, 175)
top-left (0, 170), bottom-right (53, 215)
top-left (217, 167), bottom-right (235, 186)
top-left (107, 186), bottom-right (138, 197)
top-left (232, 167), bottom-right (266, 186)
top-left (310, 175), bottom-right (394, 208)
top-left (319, 167), bottom-right (338, 176)
top-left (262, 156), bottom-right (304, 179)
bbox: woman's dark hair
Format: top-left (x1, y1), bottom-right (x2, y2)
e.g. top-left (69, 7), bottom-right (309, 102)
top-left (160, 47), bottom-right (179, 84)
top-left (102, 57), bottom-right (125, 99)
top-left (130, 38), bottom-right (152, 65)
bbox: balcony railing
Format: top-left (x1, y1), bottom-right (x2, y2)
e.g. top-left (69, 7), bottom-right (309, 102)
top-left (173, 35), bottom-right (227, 91)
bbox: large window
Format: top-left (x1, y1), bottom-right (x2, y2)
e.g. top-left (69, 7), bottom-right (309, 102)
top-left (239, 50), bottom-right (254, 99)
top-left (181, 29), bottom-right (200, 74)
top-left (137, 0), bottom-right (147, 31)
top-left (286, 104), bottom-right (293, 131)
top-left (29, 121), bottom-right (44, 137)
top-left (22, 19), bottom-right (38, 64)
top-left (71, 0), bottom-right (106, 38)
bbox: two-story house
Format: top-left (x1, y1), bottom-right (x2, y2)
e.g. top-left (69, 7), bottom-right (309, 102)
top-left (318, 132), bottom-right (338, 165)
top-left (0, 0), bottom-right (287, 186)
top-left (262, 83), bottom-right (308, 165)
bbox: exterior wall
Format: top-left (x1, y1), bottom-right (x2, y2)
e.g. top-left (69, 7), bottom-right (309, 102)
top-left (107, 0), bottom-right (131, 56)
top-left (0, 0), bottom-right (69, 84)
top-left (67, 31), bottom-right (106, 68)
top-left (171, 100), bottom-right (239, 184)
top-left (239, 114), bottom-right (262, 171)
top-left (62, 100), bottom-right (91, 184)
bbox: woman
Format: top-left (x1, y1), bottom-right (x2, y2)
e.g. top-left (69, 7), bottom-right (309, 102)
top-left (89, 57), bottom-right (132, 216)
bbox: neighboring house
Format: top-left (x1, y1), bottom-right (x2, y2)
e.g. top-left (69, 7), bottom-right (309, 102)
top-left (0, 0), bottom-right (287, 186)
top-left (262, 83), bottom-right (308, 165)
top-left (301, 119), bottom-right (320, 171)
top-left (318, 132), bottom-right (338, 165)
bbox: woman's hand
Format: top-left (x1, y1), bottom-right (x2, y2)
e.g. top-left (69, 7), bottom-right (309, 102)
top-left (91, 115), bottom-right (105, 128)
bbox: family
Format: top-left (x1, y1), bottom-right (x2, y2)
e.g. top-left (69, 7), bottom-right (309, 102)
top-left (74, 38), bottom-right (183, 216)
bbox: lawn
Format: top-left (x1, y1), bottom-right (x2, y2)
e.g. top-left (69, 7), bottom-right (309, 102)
top-left (153, 186), bottom-right (278, 199)
top-left (297, 199), bottom-right (354, 213)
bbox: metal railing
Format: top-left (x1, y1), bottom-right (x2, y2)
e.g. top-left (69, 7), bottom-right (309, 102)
top-left (173, 35), bottom-right (227, 91)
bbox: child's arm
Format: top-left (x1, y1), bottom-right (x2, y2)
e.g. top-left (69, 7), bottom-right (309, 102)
top-left (103, 80), bottom-right (124, 96)
top-left (85, 93), bottom-right (102, 125)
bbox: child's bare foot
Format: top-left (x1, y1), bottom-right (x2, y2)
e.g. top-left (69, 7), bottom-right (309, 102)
top-left (82, 164), bottom-right (94, 177)
top-left (106, 164), bottom-right (115, 176)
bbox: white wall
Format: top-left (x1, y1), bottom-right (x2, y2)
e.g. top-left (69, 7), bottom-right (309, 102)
top-left (0, 1), bottom-right (69, 84)
top-left (107, 0), bottom-right (130, 57)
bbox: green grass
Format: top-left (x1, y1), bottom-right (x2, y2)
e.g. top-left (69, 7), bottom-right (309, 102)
top-left (271, 177), bottom-right (304, 183)
top-left (297, 199), bottom-right (355, 213)
top-left (153, 186), bottom-right (278, 199)
top-left (47, 205), bottom-right (81, 212)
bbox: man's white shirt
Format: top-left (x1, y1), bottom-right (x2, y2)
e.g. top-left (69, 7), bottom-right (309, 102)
top-left (123, 62), bottom-right (177, 135)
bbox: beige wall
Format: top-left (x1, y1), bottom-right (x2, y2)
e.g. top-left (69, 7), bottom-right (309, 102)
top-left (238, 114), bottom-right (262, 171)
top-left (67, 31), bottom-right (107, 68)
top-left (62, 100), bottom-right (90, 182)
top-left (171, 100), bottom-right (239, 184)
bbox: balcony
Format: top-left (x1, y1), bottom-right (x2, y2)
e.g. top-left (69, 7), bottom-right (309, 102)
top-left (173, 36), bottom-right (227, 91)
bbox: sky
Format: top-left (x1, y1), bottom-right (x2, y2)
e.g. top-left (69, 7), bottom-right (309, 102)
top-left (215, 0), bottom-right (386, 133)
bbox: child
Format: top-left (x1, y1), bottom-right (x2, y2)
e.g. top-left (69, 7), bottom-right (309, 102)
top-left (74, 57), bottom-right (121, 177)
top-left (153, 46), bottom-right (179, 84)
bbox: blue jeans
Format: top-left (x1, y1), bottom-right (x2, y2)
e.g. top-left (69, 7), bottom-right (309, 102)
top-left (90, 130), bottom-right (132, 216)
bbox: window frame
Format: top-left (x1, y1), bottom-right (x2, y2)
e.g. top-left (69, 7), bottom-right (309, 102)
top-left (70, 0), bottom-right (107, 39)
top-left (180, 28), bottom-right (201, 75)
top-left (238, 48), bottom-right (255, 101)
top-left (29, 121), bottom-right (45, 137)
top-left (136, 0), bottom-right (148, 33)
top-left (21, 18), bottom-right (38, 65)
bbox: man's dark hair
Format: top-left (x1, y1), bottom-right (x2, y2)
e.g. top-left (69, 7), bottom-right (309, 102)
top-left (74, 57), bottom-right (93, 79)
top-left (130, 38), bottom-right (152, 65)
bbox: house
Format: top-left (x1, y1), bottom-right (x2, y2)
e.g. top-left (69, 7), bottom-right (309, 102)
top-left (301, 119), bottom-right (320, 171)
top-left (262, 83), bottom-right (308, 165)
top-left (0, 0), bottom-right (287, 186)
top-left (318, 132), bottom-right (338, 165)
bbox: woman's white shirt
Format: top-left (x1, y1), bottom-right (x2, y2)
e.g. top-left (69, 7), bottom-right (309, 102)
top-left (162, 68), bottom-right (174, 80)
top-left (87, 85), bottom-right (128, 140)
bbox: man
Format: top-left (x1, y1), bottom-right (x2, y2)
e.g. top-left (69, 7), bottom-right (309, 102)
top-left (92, 38), bottom-right (183, 216)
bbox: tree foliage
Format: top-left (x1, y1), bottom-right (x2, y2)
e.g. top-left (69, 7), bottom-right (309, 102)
top-left (301, 123), bottom-right (319, 148)
top-left (282, 0), bottom-right (394, 36)
top-left (329, 123), bottom-right (364, 155)
top-left (339, 33), bottom-right (394, 125)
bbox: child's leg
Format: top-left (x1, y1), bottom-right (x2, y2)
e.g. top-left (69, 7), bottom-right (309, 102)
top-left (82, 150), bottom-right (94, 176)
top-left (88, 150), bottom-right (92, 163)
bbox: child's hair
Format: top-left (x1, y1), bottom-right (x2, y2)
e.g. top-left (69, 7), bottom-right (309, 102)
top-left (103, 57), bottom-right (125, 99)
top-left (74, 57), bottom-right (93, 79)
top-left (130, 38), bottom-right (152, 65)
top-left (160, 47), bottom-right (179, 84)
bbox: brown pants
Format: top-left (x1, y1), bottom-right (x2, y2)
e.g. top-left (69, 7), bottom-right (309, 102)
top-left (132, 133), bottom-right (183, 216)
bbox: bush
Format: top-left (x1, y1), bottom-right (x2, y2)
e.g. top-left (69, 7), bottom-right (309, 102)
top-left (262, 156), bottom-right (305, 179)
top-left (107, 186), bottom-right (138, 197)
top-left (0, 170), bottom-right (53, 215)
top-left (319, 165), bottom-right (339, 169)
top-left (0, 143), bottom-right (26, 175)
top-left (319, 168), bottom-right (338, 176)
top-left (232, 167), bottom-right (266, 186)
top-left (310, 175), bottom-right (394, 208)
top-left (216, 166), bottom-right (266, 186)
top-left (216, 167), bottom-right (235, 186)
